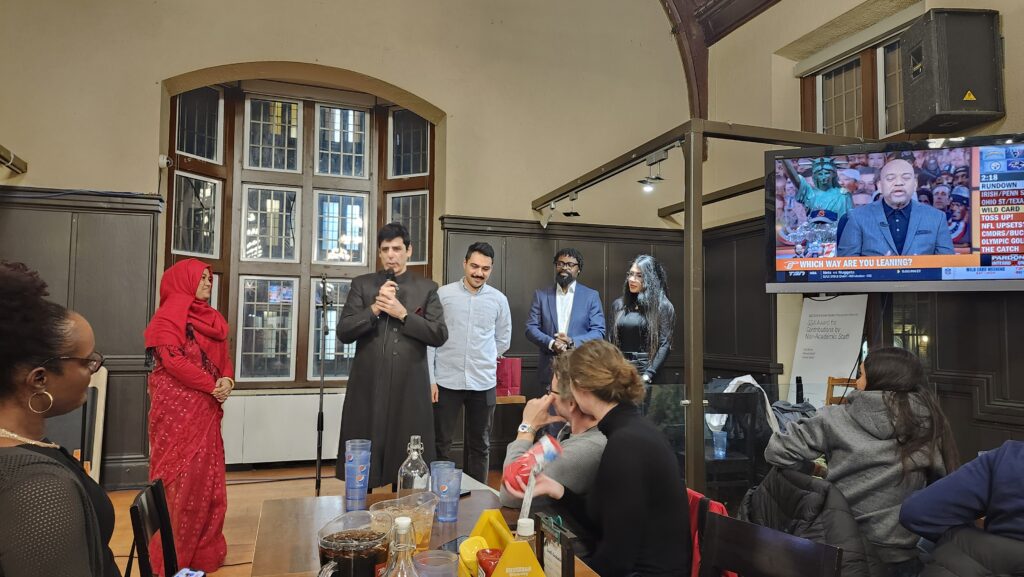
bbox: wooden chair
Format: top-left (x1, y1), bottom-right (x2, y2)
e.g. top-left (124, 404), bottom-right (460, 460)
top-left (698, 511), bottom-right (843, 577)
top-left (826, 377), bottom-right (857, 405)
top-left (127, 479), bottom-right (178, 577)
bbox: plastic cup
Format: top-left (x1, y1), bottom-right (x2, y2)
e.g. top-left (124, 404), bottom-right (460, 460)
top-left (345, 439), bottom-right (372, 511)
top-left (430, 461), bottom-right (455, 494)
top-left (433, 467), bottom-right (462, 523)
top-left (712, 430), bottom-right (727, 460)
top-left (413, 549), bottom-right (459, 577)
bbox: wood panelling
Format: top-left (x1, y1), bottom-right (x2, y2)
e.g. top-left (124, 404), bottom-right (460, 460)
top-left (0, 188), bottom-right (162, 489)
top-left (692, 0), bottom-right (783, 46)
top-left (892, 291), bottom-right (1024, 457)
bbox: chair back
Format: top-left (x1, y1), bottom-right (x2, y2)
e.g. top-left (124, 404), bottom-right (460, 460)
top-left (699, 511), bottom-right (842, 577)
top-left (826, 377), bottom-right (857, 405)
top-left (128, 479), bottom-right (178, 577)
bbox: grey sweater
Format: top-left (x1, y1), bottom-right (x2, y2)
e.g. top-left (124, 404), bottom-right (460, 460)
top-left (499, 423), bottom-right (607, 508)
top-left (764, 390), bottom-right (946, 563)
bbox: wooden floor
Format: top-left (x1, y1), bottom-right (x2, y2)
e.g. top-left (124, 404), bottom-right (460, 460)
top-left (108, 465), bottom-right (503, 577)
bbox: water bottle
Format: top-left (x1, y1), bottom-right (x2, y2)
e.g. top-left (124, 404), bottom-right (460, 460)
top-left (397, 435), bottom-right (430, 497)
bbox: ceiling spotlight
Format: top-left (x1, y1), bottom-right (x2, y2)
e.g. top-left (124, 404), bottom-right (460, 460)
top-left (539, 201), bottom-right (556, 229)
top-left (562, 192), bottom-right (581, 217)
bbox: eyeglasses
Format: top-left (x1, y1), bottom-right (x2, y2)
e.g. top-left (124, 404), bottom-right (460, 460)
top-left (554, 261), bottom-right (579, 270)
top-left (42, 351), bottom-right (105, 374)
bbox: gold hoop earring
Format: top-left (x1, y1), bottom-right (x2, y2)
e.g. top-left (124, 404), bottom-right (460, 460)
top-left (28, 391), bottom-right (54, 414)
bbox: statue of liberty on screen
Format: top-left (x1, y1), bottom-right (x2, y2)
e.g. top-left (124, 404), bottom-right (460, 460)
top-left (779, 156), bottom-right (848, 258)
top-left (782, 156), bottom-right (854, 222)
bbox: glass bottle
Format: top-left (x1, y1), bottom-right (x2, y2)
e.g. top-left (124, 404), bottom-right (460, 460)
top-left (382, 516), bottom-right (419, 577)
top-left (397, 435), bottom-right (430, 497)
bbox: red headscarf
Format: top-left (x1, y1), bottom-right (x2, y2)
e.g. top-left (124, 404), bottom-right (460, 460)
top-left (144, 259), bottom-right (233, 377)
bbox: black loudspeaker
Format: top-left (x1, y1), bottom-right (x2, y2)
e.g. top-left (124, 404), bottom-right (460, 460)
top-left (901, 9), bottom-right (1004, 134)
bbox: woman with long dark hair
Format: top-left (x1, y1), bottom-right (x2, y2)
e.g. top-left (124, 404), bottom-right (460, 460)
top-left (144, 258), bottom-right (234, 573)
top-left (765, 347), bottom-right (958, 576)
top-left (0, 261), bottom-right (117, 577)
top-left (609, 255), bottom-right (675, 387)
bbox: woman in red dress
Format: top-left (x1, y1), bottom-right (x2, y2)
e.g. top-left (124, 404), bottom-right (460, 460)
top-left (143, 259), bottom-right (234, 573)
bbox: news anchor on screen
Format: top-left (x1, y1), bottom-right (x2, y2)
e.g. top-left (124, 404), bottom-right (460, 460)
top-left (838, 158), bottom-right (955, 257)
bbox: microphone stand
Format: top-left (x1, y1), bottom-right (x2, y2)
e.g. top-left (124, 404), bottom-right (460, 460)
top-left (315, 274), bottom-right (332, 497)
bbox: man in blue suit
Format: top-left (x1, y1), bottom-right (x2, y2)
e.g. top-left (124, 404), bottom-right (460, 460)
top-left (525, 248), bottom-right (605, 399)
top-left (838, 158), bottom-right (955, 257)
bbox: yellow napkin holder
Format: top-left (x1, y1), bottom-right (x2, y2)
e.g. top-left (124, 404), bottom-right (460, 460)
top-left (456, 510), bottom-right (544, 577)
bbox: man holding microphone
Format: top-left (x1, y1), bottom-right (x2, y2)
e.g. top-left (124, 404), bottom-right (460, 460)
top-left (428, 242), bottom-right (512, 483)
top-left (336, 222), bottom-right (448, 488)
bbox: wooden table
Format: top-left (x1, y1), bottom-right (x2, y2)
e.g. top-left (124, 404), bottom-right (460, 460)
top-left (251, 490), bottom-right (596, 577)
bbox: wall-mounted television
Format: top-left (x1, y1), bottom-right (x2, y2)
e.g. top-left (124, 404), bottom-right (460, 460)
top-left (766, 133), bottom-right (1024, 293)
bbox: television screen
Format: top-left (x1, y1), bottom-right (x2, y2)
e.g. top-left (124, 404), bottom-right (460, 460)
top-left (766, 133), bottom-right (1024, 292)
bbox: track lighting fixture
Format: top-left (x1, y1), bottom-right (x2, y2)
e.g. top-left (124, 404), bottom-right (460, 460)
top-left (562, 192), bottom-right (581, 217)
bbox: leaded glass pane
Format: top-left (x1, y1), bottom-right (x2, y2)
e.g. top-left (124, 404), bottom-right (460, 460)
top-left (310, 280), bottom-right (355, 379)
top-left (315, 192), bottom-right (366, 264)
top-left (391, 109), bottom-right (429, 177)
top-left (317, 106), bottom-right (367, 177)
top-left (389, 192), bottom-right (428, 263)
top-left (172, 173), bottom-right (219, 257)
top-left (242, 186), bottom-right (298, 261)
top-left (176, 87), bottom-right (221, 162)
top-left (247, 98), bottom-right (300, 171)
top-left (820, 59), bottom-right (862, 137)
top-left (883, 41), bottom-right (904, 135)
top-left (238, 277), bottom-right (296, 379)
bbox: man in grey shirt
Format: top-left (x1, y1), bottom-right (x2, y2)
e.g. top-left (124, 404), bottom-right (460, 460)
top-left (428, 242), bottom-right (512, 482)
top-left (500, 355), bottom-right (606, 508)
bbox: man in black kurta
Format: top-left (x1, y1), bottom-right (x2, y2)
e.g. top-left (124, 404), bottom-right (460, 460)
top-left (335, 223), bottom-right (448, 487)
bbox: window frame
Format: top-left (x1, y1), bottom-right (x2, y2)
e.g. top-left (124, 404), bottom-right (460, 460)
top-left (307, 278), bottom-right (353, 381)
top-left (801, 32), bottom-right (914, 142)
top-left (814, 55), bottom-right (864, 137)
top-left (313, 103), bottom-right (371, 180)
top-left (387, 189), bottom-right (430, 265)
top-left (235, 275), bottom-right (300, 382)
top-left (312, 189), bottom-right (369, 267)
top-left (243, 94), bottom-right (305, 174)
top-left (170, 170), bottom-right (223, 259)
top-left (239, 183), bottom-right (303, 264)
top-left (210, 273), bottom-right (221, 310)
top-left (876, 37), bottom-right (905, 139)
top-left (175, 86), bottom-right (225, 165)
top-left (387, 109), bottom-right (431, 179)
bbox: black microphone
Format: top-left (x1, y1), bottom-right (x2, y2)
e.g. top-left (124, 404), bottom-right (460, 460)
top-left (381, 269), bottom-right (397, 354)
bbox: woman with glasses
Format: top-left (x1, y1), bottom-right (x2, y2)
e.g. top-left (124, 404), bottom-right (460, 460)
top-left (0, 261), bottom-right (117, 577)
top-left (609, 255), bottom-right (675, 395)
top-left (506, 340), bottom-right (691, 577)
top-left (143, 258), bottom-right (234, 573)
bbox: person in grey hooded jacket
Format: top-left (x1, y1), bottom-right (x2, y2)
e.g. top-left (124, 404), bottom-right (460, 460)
top-left (765, 347), bottom-right (958, 577)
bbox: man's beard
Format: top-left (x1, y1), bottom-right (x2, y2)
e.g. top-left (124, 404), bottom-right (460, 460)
top-left (556, 272), bottom-right (573, 288)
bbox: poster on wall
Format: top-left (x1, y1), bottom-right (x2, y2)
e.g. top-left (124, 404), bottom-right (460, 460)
top-left (789, 294), bottom-right (868, 407)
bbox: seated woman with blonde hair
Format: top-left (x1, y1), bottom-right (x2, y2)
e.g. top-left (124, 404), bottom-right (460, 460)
top-left (506, 340), bottom-right (691, 577)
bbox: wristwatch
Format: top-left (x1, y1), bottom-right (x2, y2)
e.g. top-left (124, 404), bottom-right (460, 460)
top-left (517, 423), bottom-right (537, 434)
